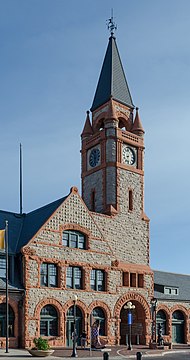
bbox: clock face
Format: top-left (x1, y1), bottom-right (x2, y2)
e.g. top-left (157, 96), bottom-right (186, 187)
top-left (89, 148), bottom-right (100, 168)
top-left (122, 146), bottom-right (136, 165)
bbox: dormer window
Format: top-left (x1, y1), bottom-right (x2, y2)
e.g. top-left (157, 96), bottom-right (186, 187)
top-left (62, 230), bottom-right (86, 250)
top-left (164, 286), bottom-right (179, 295)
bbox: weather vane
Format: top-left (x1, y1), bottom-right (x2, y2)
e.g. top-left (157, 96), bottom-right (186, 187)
top-left (107, 9), bottom-right (117, 36)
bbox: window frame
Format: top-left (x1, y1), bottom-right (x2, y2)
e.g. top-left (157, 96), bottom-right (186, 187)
top-left (40, 263), bottom-right (58, 288)
top-left (66, 266), bottom-right (83, 289)
top-left (62, 230), bottom-right (86, 250)
top-left (90, 269), bottom-right (105, 292)
top-left (40, 305), bottom-right (58, 337)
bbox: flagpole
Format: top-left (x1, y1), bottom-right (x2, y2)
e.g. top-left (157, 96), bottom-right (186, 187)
top-left (20, 143), bottom-right (23, 215)
top-left (5, 220), bottom-right (9, 353)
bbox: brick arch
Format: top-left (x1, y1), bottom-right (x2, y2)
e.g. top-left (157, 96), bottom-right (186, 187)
top-left (88, 301), bottom-right (112, 339)
top-left (156, 305), bottom-right (170, 337)
top-left (34, 298), bottom-right (63, 318)
top-left (33, 298), bottom-right (64, 341)
top-left (0, 296), bottom-right (18, 315)
top-left (63, 299), bottom-right (87, 317)
top-left (61, 223), bottom-right (91, 237)
top-left (157, 304), bottom-right (170, 319)
top-left (114, 292), bottom-right (150, 319)
top-left (60, 224), bottom-right (91, 249)
top-left (88, 300), bottom-right (112, 319)
top-left (0, 296), bottom-right (19, 340)
top-left (93, 116), bottom-right (106, 132)
top-left (118, 116), bottom-right (131, 131)
top-left (114, 292), bottom-right (151, 346)
top-left (171, 304), bottom-right (188, 318)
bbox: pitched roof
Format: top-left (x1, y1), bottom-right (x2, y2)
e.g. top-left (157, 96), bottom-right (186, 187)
top-left (91, 35), bottom-right (134, 112)
top-left (0, 195), bottom-right (67, 254)
top-left (154, 270), bottom-right (190, 301)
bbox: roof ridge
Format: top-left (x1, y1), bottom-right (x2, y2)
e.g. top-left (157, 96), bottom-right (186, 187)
top-left (27, 195), bottom-right (67, 216)
top-left (154, 269), bottom-right (190, 277)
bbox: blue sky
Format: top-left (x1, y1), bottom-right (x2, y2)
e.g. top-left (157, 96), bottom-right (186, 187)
top-left (1, 0), bottom-right (190, 274)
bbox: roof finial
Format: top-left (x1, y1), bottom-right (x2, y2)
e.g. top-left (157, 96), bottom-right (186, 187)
top-left (107, 9), bottom-right (117, 36)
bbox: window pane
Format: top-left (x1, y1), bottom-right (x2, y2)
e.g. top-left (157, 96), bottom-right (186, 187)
top-left (49, 264), bottom-right (57, 287)
top-left (40, 305), bottom-right (58, 337)
top-left (49, 319), bottom-right (58, 336)
top-left (62, 231), bottom-right (86, 249)
top-left (70, 234), bottom-right (77, 248)
top-left (78, 235), bottom-right (85, 249)
top-left (66, 267), bottom-right (73, 288)
top-left (0, 257), bottom-right (6, 278)
top-left (74, 267), bottom-right (82, 289)
top-left (40, 320), bottom-right (48, 336)
top-left (40, 264), bottom-right (47, 286)
top-left (90, 270), bottom-right (96, 290)
top-left (98, 270), bottom-right (104, 291)
top-left (62, 232), bottom-right (69, 246)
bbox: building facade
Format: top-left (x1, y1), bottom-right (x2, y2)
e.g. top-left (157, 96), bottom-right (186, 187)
top-left (0, 27), bottom-right (189, 348)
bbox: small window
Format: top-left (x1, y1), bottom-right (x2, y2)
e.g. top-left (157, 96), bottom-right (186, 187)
top-left (90, 269), bottom-right (105, 291)
top-left (63, 231), bottom-right (86, 250)
top-left (129, 190), bottom-right (133, 211)
top-left (123, 272), bottom-right (129, 286)
top-left (164, 286), bottom-right (178, 295)
top-left (130, 273), bottom-right (136, 287)
top-left (66, 266), bottom-right (82, 289)
top-left (40, 263), bottom-right (58, 288)
top-left (138, 274), bottom-right (144, 288)
top-left (91, 190), bottom-right (95, 212)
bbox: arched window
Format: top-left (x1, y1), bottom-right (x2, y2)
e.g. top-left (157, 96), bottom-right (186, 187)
top-left (40, 305), bottom-right (58, 336)
top-left (92, 307), bottom-right (106, 336)
top-left (62, 230), bottom-right (86, 250)
top-left (0, 304), bottom-right (15, 337)
top-left (172, 310), bottom-right (184, 321)
top-left (156, 310), bottom-right (166, 335)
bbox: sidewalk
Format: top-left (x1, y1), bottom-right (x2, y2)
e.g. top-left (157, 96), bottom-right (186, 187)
top-left (0, 345), bottom-right (190, 359)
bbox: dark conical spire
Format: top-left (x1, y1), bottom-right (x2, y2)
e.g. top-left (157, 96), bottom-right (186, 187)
top-left (132, 107), bottom-right (144, 136)
top-left (81, 111), bottom-right (93, 139)
top-left (91, 35), bottom-right (134, 112)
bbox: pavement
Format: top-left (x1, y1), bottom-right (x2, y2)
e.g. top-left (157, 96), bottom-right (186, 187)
top-left (0, 345), bottom-right (190, 360)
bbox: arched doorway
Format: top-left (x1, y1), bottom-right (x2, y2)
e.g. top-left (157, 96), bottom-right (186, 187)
top-left (91, 307), bottom-right (106, 335)
top-left (0, 304), bottom-right (15, 337)
top-left (156, 310), bottom-right (166, 336)
top-left (120, 301), bottom-right (145, 345)
top-left (172, 310), bottom-right (184, 343)
top-left (66, 306), bottom-right (82, 347)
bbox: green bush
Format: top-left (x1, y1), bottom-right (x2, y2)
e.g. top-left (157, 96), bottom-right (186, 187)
top-left (33, 337), bottom-right (50, 350)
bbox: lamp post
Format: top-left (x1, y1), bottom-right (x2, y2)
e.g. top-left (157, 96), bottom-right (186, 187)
top-left (150, 298), bottom-right (157, 344)
top-left (71, 295), bottom-right (78, 357)
top-left (124, 301), bottom-right (135, 350)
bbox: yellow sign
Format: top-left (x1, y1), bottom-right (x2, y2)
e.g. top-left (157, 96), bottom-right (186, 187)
top-left (0, 230), bottom-right (5, 249)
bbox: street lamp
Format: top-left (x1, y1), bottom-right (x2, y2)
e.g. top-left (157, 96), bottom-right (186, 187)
top-left (124, 301), bottom-right (135, 350)
top-left (150, 298), bottom-right (157, 344)
top-left (71, 294), bottom-right (78, 357)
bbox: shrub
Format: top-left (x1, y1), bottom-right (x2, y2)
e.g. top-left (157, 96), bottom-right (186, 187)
top-left (33, 337), bottom-right (50, 350)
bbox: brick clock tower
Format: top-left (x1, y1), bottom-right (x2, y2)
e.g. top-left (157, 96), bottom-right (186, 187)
top-left (81, 24), bottom-right (145, 217)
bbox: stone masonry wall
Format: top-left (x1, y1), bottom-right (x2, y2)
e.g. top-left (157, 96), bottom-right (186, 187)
top-left (83, 170), bottom-right (103, 212)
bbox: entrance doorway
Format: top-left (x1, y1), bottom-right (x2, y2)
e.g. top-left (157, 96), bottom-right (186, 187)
top-left (66, 306), bottom-right (83, 347)
top-left (120, 301), bottom-right (145, 345)
top-left (172, 311), bottom-right (184, 343)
